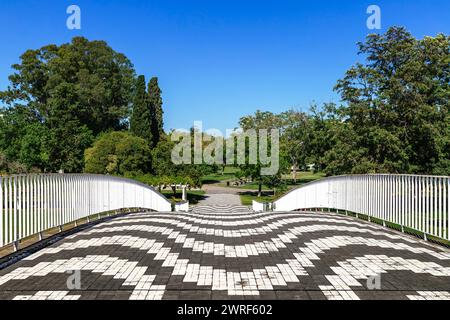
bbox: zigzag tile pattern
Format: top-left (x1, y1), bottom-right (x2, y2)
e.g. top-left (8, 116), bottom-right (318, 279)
top-left (0, 206), bottom-right (449, 300)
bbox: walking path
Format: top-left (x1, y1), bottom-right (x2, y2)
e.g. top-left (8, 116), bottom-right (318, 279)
top-left (0, 209), bottom-right (450, 300)
top-left (197, 184), bottom-right (243, 207)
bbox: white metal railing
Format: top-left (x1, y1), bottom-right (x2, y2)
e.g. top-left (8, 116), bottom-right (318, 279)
top-left (0, 174), bottom-right (172, 248)
top-left (273, 174), bottom-right (450, 241)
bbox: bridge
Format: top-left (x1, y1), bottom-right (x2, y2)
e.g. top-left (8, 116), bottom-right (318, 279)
top-left (0, 174), bottom-right (449, 300)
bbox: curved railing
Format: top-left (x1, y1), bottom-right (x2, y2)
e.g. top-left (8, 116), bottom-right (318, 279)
top-left (0, 174), bottom-right (172, 248)
top-left (273, 174), bottom-right (449, 241)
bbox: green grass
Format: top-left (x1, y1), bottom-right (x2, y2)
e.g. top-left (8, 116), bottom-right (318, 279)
top-left (231, 182), bottom-right (272, 190)
top-left (226, 171), bottom-right (326, 191)
top-left (161, 190), bottom-right (206, 205)
top-left (201, 166), bottom-right (239, 184)
top-left (239, 192), bottom-right (276, 206)
top-left (281, 171), bottom-right (326, 186)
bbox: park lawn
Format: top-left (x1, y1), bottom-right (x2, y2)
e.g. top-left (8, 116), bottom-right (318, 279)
top-left (281, 171), bottom-right (326, 186)
top-left (240, 193), bottom-right (275, 206)
top-left (201, 166), bottom-right (239, 184)
top-left (238, 172), bottom-right (325, 206)
top-left (228, 171), bottom-right (326, 191)
top-left (231, 182), bottom-right (272, 190)
top-left (161, 190), bottom-right (206, 204)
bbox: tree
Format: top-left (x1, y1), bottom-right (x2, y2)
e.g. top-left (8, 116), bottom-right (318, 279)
top-left (279, 110), bottom-right (310, 182)
top-left (151, 138), bottom-right (177, 177)
top-left (237, 112), bottom-right (289, 196)
top-left (84, 131), bottom-right (152, 175)
top-left (130, 75), bottom-right (153, 144)
top-left (262, 174), bottom-right (287, 196)
top-left (148, 77), bottom-right (164, 147)
top-left (0, 106), bottom-right (52, 172)
top-left (0, 37), bottom-right (136, 172)
top-left (239, 110), bottom-right (281, 131)
top-left (152, 131), bottom-right (216, 187)
top-left (331, 27), bottom-right (450, 175)
top-left (307, 103), bottom-right (343, 173)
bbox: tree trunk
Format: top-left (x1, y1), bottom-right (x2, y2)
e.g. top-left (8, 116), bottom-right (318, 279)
top-left (292, 161), bottom-right (297, 184)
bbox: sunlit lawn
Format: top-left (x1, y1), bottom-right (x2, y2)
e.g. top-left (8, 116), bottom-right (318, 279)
top-left (231, 171), bottom-right (326, 190)
top-left (161, 190), bottom-right (206, 204)
top-left (239, 193), bottom-right (275, 206)
top-left (237, 171), bottom-right (325, 205)
top-left (201, 166), bottom-right (239, 184)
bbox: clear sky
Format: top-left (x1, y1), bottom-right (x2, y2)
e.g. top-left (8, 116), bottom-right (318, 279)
top-left (0, 0), bottom-right (448, 133)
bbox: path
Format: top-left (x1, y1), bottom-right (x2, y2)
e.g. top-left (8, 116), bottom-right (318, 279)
top-left (0, 209), bottom-right (450, 300)
top-left (197, 184), bottom-right (243, 207)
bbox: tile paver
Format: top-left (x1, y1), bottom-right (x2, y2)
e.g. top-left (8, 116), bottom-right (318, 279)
top-left (0, 207), bottom-right (449, 300)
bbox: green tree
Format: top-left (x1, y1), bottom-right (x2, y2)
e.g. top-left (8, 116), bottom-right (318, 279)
top-left (279, 110), bottom-right (310, 182)
top-left (152, 130), bottom-right (217, 187)
top-left (331, 27), bottom-right (450, 175)
top-left (151, 138), bottom-right (176, 177)
top-left (84, 131), bottom-right (152, 175)
top-left (130, 75), bottom-right (153, 144)
top-left (0, 106), bottom-right (52, 172)
top-left (237, 112), bottom-right (289, 196)
top-left (148, 77), bottom-right (164, 147)
top-left (0, 37), bottom-right (136, 172)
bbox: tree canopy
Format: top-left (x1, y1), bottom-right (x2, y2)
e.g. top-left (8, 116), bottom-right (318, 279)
top-left (238, 27), bottom-right (449, 177)
top-left (130, 75), bottom-right (153, 144)
top-left (0, 37), bottom-right (136, 172)
top-left (84, 131), bottom-right (152, 175)
top-left (332, 27), bottom-right (449, 175)
top-left (148, 77), bottom-right (164, 147)
top-left (0, 27), bottom-right (448, 182)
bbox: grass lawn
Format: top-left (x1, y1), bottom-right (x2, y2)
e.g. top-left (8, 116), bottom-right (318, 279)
top-left (240, 192), bottom-right (275, 206)
top-left (231, 182), bottom-right (272, 190)
top-left (281, 171), bottom-right (326, 186)
top-left (237, 171), bottom-right (325, 205)
top-left (161, 190), bottom-right (206, 204)
top-left (231, 171), bottom-right (325, 190)
top-left (201, 166), bottom-right (239, 184)
top-left (199, 169), bottom-right (326, 205)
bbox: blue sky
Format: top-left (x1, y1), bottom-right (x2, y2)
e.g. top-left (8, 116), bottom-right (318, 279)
top-left (0, 0), bottom-right (449, 132)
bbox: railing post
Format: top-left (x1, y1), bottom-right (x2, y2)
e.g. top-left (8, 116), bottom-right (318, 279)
top-left (447, 177), bottom-right (449, 241)
top-left (14, 177), bottom-right (18, 249)
top-left (0, 177), bottom-right (3, 248)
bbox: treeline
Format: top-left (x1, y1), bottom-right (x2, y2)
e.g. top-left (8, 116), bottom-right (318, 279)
top-left (240, 27), bottom-right (450, 177)
top-left (0, 37), bottom-right (215, 184)
top-left (0, 27), bottom-right (448, 184)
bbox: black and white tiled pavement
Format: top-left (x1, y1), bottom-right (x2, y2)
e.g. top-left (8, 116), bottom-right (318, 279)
top-left (0, 206), bottom-right (450, 300)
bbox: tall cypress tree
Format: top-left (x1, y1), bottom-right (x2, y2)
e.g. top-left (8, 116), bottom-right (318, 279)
top-left (130, 75), bottom-right (153, 144)
top-left (148, 77), bottom-right (164, 147)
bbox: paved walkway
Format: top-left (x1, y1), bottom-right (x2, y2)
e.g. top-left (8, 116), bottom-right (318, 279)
top-left (1, 209), bottom-right (450, 300)
top-left (197, 185), bottom-right (242, 206)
